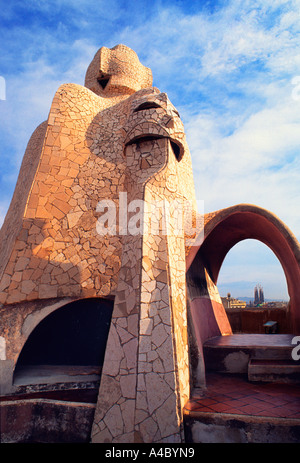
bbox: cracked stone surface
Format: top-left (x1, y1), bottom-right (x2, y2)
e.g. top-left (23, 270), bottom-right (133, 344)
top-left (0, 45), bottom-right (199, 443)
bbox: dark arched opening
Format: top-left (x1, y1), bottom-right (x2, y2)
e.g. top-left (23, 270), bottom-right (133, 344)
top-left (13, 298), bottom-right (114, 398)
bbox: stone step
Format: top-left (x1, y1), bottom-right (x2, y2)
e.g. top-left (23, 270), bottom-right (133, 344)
top-left (203, 334), bottom-right (297, 374)
top-left (248, 359), bottom-right (300, 384)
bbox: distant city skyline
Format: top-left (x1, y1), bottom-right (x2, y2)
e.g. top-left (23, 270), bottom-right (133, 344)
top-left (219, 292), bottom-right (289, 303)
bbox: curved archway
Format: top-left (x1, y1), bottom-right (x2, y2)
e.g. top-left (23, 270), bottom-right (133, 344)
top-left (217, 239), bottom-right (290, 333)
top-left (187, 204), bottom-right (300, 335)
top-left (217, 239), bottom-right (289, 302)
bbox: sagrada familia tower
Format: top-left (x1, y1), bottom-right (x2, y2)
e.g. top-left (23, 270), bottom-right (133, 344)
top-left (0, 45), bottom-right (299, 443)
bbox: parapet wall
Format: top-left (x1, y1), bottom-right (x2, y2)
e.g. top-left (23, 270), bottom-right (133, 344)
top-left (1, 399), bottom-right (95, 443)
top-left (226, 307), bottom-right (291, 334)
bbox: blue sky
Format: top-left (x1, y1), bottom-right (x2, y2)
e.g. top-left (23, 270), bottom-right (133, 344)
top-left (1, 0), bottom-right (300, 300)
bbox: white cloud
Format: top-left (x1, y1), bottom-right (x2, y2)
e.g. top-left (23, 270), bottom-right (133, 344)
top-left (185, 83), bottom-right (300, 240)
top-left (115, 0), bottom-right (300, 88)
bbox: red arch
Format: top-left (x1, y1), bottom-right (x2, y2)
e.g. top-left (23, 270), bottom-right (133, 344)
top-left (187, 204), bottom-right (300, 333)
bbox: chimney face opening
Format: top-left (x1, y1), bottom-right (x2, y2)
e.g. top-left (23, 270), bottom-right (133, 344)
top-left (15, 298), bottom-right (114, 368)
top-left (133, 101), bottom-right (162, 112)
top-left (170, 140), bottom-right (182, 161)
top-left (97, 74), bottom-right (110, 89)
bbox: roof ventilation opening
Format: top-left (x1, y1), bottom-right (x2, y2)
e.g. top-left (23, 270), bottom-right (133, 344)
top-left (134, 101), bottom-right (161, 112)
top-left (98, 78), bottom-right (109, 89)
top-left (171, 140), bottom-right (181, 161)
top-left (97, 74), bottom-right (110, 90)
